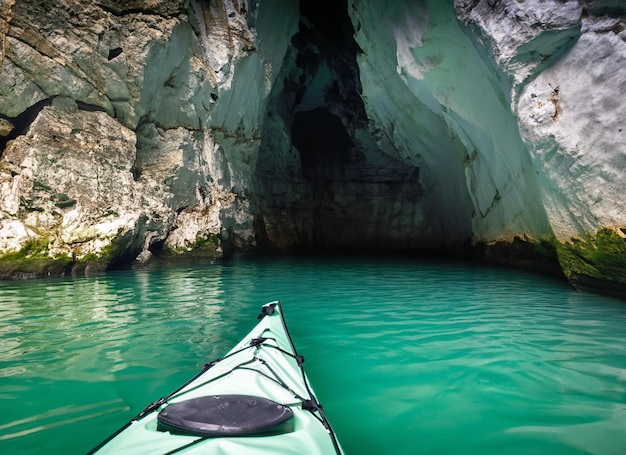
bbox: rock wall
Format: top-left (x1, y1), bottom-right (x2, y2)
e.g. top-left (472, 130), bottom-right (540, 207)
top-left (0, 0), bottom-right (624, 295)
top-left (454, 0), bottom-right (626, 292)
top-left (0, 0), bottom-right (284, 276)
top-left (455, 0), bottom-right (626, 240)
top-left (255, 0), bottom-right (431, 251)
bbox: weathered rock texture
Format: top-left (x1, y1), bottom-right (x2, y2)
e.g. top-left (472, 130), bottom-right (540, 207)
top-left (454, 0), bottom-right (626, 293)
top-left (0, 0), bottom-right (624, 295)
top-left (0, 0), bottom-right (262, 276)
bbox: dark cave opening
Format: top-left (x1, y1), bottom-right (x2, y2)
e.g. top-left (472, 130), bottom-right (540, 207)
top-left (291, 0), bottom-right (367, 124)
top-left (284, 0), bottom-right (369, 181)
top-left (291, 107), bottom-right (354, 179)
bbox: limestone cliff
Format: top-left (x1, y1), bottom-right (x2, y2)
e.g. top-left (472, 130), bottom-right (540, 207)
top-left (454, 0), bottom-right (626, 293)
top-left (0, 0), bottom-right (624, 296)
top-left (0, 0), bottom-right (267, 277)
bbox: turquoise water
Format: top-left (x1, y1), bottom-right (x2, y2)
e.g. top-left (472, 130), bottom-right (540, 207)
top-left (1, 256), bottom-right (625, 454)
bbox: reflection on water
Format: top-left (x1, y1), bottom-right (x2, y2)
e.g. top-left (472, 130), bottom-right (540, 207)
top-left (1, 256), bottom-right (625, 454)
top-left (0, 266), bottom-right (230, 382)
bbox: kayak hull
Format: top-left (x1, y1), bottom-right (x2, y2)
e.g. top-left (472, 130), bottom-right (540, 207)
top-left (90, 301), bottom-right (343, 454)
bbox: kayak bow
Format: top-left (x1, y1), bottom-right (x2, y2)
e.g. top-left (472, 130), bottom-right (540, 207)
top-left (89, 301), bottom-right (343, 454)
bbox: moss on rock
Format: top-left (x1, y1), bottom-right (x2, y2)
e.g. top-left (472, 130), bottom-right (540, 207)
top-left (470, 234), bottom-right (564, 277)
top-left (0, 240), bottom-right (72, 279)
top-left (0, 235), bottom-right (130, 279)
top-left (470, 230), bottom-right (626, 298)
top-left (556, 228), bottom-right (626, 295)
top-left (162, 233), bottom-right (223, 259)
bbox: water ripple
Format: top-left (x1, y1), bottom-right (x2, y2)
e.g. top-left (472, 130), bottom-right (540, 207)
top-left (1, 258), bottom-right (625, 454)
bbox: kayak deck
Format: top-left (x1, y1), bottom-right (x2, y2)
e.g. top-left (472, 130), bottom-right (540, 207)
top-left (89, 301), bottom-right (343, 454)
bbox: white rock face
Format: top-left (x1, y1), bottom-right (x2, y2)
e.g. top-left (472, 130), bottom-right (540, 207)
top-left (454, 0), bottom-right (583, 94)
top-left (517, 17), bottom-right (626, 240)
top-left (350, 0), bottom-right (553, 244)
top-left (0, 104), bottom-right (167, 259)
top-left (455, 0), bottom-right (626, 241)
top-left (0, 0), bottom-right (296, 272)
top-left (0, 0), bottom-right (624, 286)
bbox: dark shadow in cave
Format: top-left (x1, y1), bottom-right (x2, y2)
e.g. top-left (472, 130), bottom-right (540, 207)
top-left (286, 0), bottom-right (367, 180)
top-left (0, 97), bottom-right (108, 158)
top-left (0, 98), bottom-right (53, 157)
top-left (291, 107), bottom-right (353, 180)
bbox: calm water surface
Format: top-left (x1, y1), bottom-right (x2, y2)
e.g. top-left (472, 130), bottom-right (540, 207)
top-left (1, 256), bottom-right (625, 454)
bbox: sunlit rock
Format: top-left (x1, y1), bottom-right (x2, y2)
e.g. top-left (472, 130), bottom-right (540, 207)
top-left (454, 0), bottom-right (583, 95)
top-left (456, 0), bottom-right (626, 291)
top-left (0, 118), bottom-right (12, 137)
top-left (0, 0), bottom-right (624, 294)
top-left (0, 105), bottom-right (166, 265)
top-left (516, 16), bottom-right (626, 240)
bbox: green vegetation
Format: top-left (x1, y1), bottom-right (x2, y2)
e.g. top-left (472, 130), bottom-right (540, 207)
top-left (0, 238), bottom-right (72, 279)
top-left (192, 234), bottom-right (220, 251)
top-left (72, 240), bottom-right (126, 271)
top-left (475, 229), bottom-right (626, 294)
top-left (0, 236), bottom-right (123, 279)
top-left (32, 180), bottom-right (53, 192)
top-left (163, 234), bottom-right (222, 258)
top-left (472, 234), bottom-right (563, 277)
top-left (7, 237), bottom-right (50, 257)
top-left (556, 228), bottom-right (626, 286)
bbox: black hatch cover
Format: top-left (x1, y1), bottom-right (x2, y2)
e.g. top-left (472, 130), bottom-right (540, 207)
top-left (157, 395), bottom-right (294, 437)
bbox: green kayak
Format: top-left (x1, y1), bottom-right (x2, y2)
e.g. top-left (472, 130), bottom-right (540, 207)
top-left (89, 301), bottom-right (343, 454)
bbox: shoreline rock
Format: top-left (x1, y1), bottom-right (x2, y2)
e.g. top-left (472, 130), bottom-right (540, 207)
top-left (1, 0), bottom-right (625, 298)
